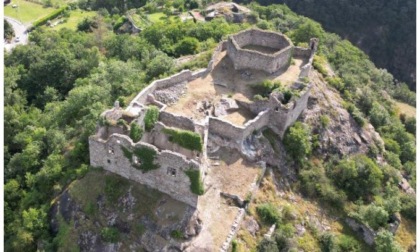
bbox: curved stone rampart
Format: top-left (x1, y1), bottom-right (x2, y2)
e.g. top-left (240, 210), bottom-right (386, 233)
top-left (227, 29), bottom-right (294, 73)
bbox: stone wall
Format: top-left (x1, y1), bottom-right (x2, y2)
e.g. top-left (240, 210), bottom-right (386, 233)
top-left (127, 70), bottom-right (194, 109)
top-left (159, 111), bottom-right (196, 132)
top-left (345, 218), bottom-right (376, 245)
top-left (208, 110), bottom-right (270, 144)
top-left (293, 46), bottom-right (312, 58)
top-left (268, 83), bottom-right (312, 137)
top-left (227, 29), bottom-right (294, 73)
top-left (144, 122), bottom-right (201, 160)
top-left (89, 134), bottom-right (201, 207)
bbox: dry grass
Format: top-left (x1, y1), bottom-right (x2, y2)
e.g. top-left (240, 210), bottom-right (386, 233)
top-left (395, 101), bottom-right (416, 118)
top-left (394, 216), bottom-right (416, 251)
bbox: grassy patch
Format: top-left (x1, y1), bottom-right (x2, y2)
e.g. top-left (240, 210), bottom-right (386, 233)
top-left (147, 12), bottom-right (179, 23)
top-left (101, 227), bottom-right (120, 243)
top-left (395, 216), bottom-right (416, 251)
top-left (4, 0), bottom-right (56, 24)
top-left (163, 128), bottom-right (203, 152)
top-left (52, 10), bottom-right (96, 31)
top-left (395, 101), bottom-right (416, 118)
top-left (184, 169), bottom-right (204, 195)
top-left (104, 175), bottom-right (130, 203)
top-left (256, 203), bottom-right (281, 225)
top-left (53, 216), bottom-right (80, 252)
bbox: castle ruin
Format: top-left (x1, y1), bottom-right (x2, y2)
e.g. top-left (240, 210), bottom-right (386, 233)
top-left (89, 28), bottom-right (317, 250)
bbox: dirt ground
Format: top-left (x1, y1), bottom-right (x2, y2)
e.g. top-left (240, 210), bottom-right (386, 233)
top-left (165, 51), bottom-right (307, 126)
top-left (188, 148), bottom-right (262, 251)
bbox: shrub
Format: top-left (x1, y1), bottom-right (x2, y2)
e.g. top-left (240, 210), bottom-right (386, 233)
top-left (374, 230), bottom-right (403, 252)
top-left (256, 203), bottom-right (281, 225)
top-left (173, 37), bottom-right (200, 57)
top-left (358, 204), bottom-right (389, 230)
top-left (132, 146), bottom-right (159, 172)
top-left (313, 55), bottom-right (328, 77)
top-left (144, 106), bottom-right (159, 132)
top-left (163, 128), bottom-right (202, 152)
top-left (170, 230), bottom-right (183, 239)
top-left (328, 155), bottom-right (383, 200)
top-left (383, 138), bottom-right (401, 155)
top-left (253, 94), bottom-right (268, 101)
top-left (384, 152), bottom-right (402, 169)
top-left (129, 123), bottom-right (143, 142)
top-left (282, 90), bottom-right (293, 104)
top-left (252, 80), bottom-right (281, 98)
top-left (320, 233), bottom-right (338, 252)
top-left (101, 227), bottom-right (120, 243)
top-left (400, 194), bottom-right (416, 221)
top-left (402, 117), bottom-right (416, 135)
top-left (231, 239), bottom-right (238, 252)
top-left (283, 122), bottom-right (311, 162)
top-left (257, 238), bottom-right (279, 252)
top-left (336, 234), bottom-right (360, 252)
top-left (326, 76), bottom-right (344, 92)
top-left (184, 169), bottom-right (204, 195)
top-left (320, 115), bottom-right (330, 128)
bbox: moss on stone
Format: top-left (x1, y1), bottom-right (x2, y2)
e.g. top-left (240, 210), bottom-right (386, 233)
top-left (185, 169), bottom-right (204, 195)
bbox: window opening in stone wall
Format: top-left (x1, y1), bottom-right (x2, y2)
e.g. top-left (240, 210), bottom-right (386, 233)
top-left (275, 107), bottom-right (279, 112)
top-left (107, 159), bottom-right (111, 164)
top-left (167, 167), bottom-right (177, 177)
top-left (108, 147), bottom-right (115, 154)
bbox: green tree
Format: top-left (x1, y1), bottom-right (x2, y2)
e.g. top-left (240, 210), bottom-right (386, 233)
top-left (328, 155), bottom-right (383, 200)
top-left (174, 37), bottom-right (200, 57)
top-left (283, 122), bottom-right (311, 162)
top-left (290, 20), bottom-right (324, 44)
top-left (374, 230), bottom-right (403, 252)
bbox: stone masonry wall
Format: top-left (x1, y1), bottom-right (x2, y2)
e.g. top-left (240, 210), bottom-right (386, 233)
top-left (227, 29), bottom-right (294, 73)
top-left (208, 110), bottom-right (270, 144)
top-left (159, 111), bottom-right (196, 132)
top-left (89, 134), bottom-right (201, 207)
top-left (293, 46), bottom-right (312, 58)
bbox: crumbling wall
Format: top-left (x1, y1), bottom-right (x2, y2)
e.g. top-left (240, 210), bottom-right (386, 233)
top-left (89, 134), bottom-right (201, 207)
top-left (293, 46), bottom-right (312, 58)
top-left (159, 111), bottom-right (196, 132)
top-left (145, 122), bottom-right (201, 160)
top-left (128, 70), bottom-right (193, 108)
top-left (208, 110), bottom-right (270, 144)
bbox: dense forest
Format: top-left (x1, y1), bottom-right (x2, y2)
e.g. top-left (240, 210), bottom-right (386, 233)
top-left (4, 1), bottom-right (416, 251)
top-left (235, 0), bottom-right (416, 91)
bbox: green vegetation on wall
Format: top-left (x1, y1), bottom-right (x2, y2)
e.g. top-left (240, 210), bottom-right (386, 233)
top-left (163, 128), bottom-right (203, 152)
top-left (129, 122), bottom-right (143, 142)
top-left (120, 145), bottom-right (159, 172)
top-left (184, 169), bottom-right (204, 195)
top-left (144, 106), bottom-right (159, 132)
